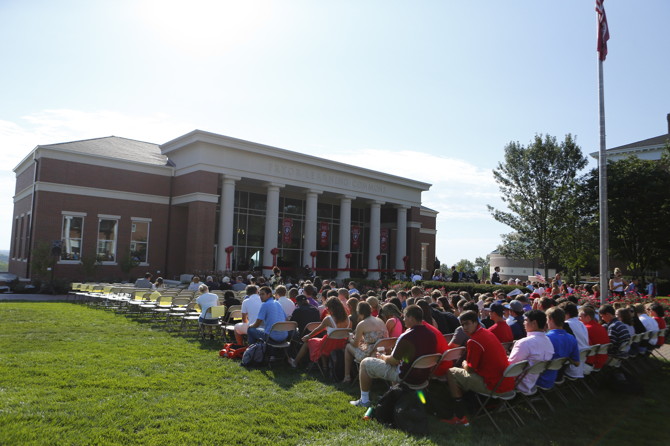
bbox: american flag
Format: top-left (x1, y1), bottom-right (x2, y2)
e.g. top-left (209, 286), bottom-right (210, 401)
top-left (596, 0), bottom-right (610, 61)
top-left (535, 271), bottom-right (545, 282)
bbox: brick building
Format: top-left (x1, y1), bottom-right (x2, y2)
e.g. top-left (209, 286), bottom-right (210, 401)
top-left (10, 130), bottom-right (436, 282)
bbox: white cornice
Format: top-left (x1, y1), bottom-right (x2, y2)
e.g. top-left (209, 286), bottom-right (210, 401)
top-left (420, 228), bottom-right (437, 235)
top-left (161, 130), bottom-right (431, 191)
top-left (172, 192), bottom-right (220, 205)
top-left (13, 185), bottom-right (33, 202)
top-left (420, 208), bottom-right (439, 217)
top-left (408, 221), bottom-right (422, 229)
top-left (31, 182), bottom-right (170, 204)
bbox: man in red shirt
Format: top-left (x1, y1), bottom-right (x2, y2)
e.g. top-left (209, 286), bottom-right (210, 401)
top-left (579, 305), bottom-right (610, 369)
top-left (444, 310), bottom-right (514, 426)
top-left (487, 302), bottom-right (513, 343)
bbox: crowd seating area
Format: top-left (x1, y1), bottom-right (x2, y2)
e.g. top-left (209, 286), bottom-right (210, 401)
top-left (67, 282), bottom-right (668, 432)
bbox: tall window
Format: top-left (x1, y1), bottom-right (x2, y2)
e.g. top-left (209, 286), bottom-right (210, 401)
top-left (130, 220), bottom-right (150, 264)
top-left (97, 217), bottom-right (119, 262)
top-left (61, 215), bottom-right (84, 260)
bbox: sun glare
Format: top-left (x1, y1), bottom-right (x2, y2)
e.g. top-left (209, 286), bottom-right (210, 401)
top-left (136, 0), bottom-right (272, 55)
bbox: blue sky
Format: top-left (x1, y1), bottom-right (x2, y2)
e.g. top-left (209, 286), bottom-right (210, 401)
top-left (1, 0), bottom-right (668, 267)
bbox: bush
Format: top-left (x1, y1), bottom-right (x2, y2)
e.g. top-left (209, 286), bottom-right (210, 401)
top-left (388, 280), bottom-right (529, 296)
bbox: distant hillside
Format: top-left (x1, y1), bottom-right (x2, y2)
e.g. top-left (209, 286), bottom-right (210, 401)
top-left (0, 250), bottom-right (9, 272)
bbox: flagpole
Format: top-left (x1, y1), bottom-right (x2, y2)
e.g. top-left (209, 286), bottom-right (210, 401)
top-left (597, 56), bottom-right (609, 305)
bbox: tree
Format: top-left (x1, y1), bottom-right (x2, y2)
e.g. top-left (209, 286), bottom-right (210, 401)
top-left (606, 153), bottom-right (670, 277)
top-left (556, 171), bottom-right (599, 283)
top-left (119, 250), bottom-right (141, 281)
top-left (488, 134), bottom-right (588, 279)
top-left (455, 259), bottom-right (475, 273)
top-left (474, 256), bottom-right (490, 280)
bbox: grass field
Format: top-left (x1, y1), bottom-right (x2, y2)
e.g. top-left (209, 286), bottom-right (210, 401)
top-left (1, 302), bottom-right (668, 445)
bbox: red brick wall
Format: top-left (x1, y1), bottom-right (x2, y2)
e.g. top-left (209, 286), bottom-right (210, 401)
top-left (15, 164), bottom-right (35, 194)
top-left (27, 190), bottom-right (170, 281)
top-left (172, 171), bottom-right (219, 197)
top-left (38, 158), bottom-right (171, 196)
top-left (184, 201), bottom-right (217, 273)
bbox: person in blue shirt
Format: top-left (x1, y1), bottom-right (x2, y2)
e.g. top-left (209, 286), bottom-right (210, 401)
top-left (247, 286), bottom-right (288, 345)
top-left (537, 307), bottom-right (580, 389)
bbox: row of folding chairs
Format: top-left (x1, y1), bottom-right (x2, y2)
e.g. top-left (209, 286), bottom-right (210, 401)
top-left (474, 329), bottom-right (668, 433)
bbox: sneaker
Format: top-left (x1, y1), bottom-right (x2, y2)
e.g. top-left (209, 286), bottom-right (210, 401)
top-left (287, 357), bottom-right (297, 368)
top-left (441, 415), bottom-right (470, 426)
top-left (349, 399), bottom-right (371, 408)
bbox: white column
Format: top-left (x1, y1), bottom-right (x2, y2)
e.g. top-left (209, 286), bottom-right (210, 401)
top-left (367, 201), bottom-right (384, 280)
top-left (263, 183), bottom-right (283, 277)
top-left (336, 196), bottom-right (355, 281)
top-left (216, 175), bottom-right (240, 272)
top-left (302, 189), bottom-right (322, 269)
top-left (394, 205), bottom-right (408, 274)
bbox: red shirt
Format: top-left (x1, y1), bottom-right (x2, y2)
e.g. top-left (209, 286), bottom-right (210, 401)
top-left (488, 321), bottom-right (513, 343)
top-left (653, 317), bottom-right (666, 346)
top-left (422, 321), bottom-right (450, 376)
top-left (583, 320), bottom-right (610, 369)
top-left (466, 326), bottom-right (514, 392)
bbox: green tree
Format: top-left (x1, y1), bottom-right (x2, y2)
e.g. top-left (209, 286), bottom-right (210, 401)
top-left (119, 250), bottom-right (141, 281)
top-left (556, 172), bottom-right (599, 283)
top-left (606, 153), bottom-right (670, 277)
top-left (455, 259), bottom-right (475, 273)
top-left (474, 256), bottom-right (490, 280)
top-left (488, 134), bottom-right (588, 279)
top-left (30, 241), bottom-right (55, 280)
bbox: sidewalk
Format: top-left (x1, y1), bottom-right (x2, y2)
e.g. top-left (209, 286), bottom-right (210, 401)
top-left (0, 293), bottom-right (69, 302)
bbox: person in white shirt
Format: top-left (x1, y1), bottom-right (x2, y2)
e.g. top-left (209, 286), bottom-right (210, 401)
top-left (196, 284), bottom-right (219, 323)
top-left (234, 285), bottom-right (263, 344)
top-left (561, 302), bottom-right (589, 378)
top-left (635, 303), bottom-right (659, 347)
top-left (187, 276), bottom-right (201, 291)
top-left (275, 285), bottom-right (295, 318)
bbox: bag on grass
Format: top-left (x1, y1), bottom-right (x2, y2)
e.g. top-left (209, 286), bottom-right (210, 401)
top-left (241, 340), bottom-right (267, 367)
top-left (328, 349), bottom-right (345, 382)
top-left (219, 343), bottom-right (247, 359)
top-left (393, 389), bottom-right (428, 435)
top-left (372, 385), bottom-right (405, 425)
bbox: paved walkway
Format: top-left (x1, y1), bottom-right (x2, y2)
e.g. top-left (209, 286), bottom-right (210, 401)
top-left (0, 293), bottom-right (69, 302)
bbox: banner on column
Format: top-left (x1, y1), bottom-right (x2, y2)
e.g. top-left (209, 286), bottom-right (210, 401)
top-left (380, 228), bottom-right (389, 252)
top-left (351, 225), bottom-right (361, 250)
top-left (282, 218), bottom-right (293, 244)
top-left (319, 222), bottom-right (329, 248)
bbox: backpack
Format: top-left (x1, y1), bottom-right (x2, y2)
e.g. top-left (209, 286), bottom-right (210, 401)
top-left (241, 340), bottom-right (267, 367)
top-left (372, 386), bottom-right (429, 435)
top-left (393, 390), bottom-right (428, 435)
top-left (372, 386), bottom-right (405, 425)
top-left (328, 349), bottom-right (345, 382)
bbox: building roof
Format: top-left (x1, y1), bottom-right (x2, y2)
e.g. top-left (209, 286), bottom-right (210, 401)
top-left (608, 134), bottom-right (669, 152)
top-left (38, 136), bottom-right (168, 166)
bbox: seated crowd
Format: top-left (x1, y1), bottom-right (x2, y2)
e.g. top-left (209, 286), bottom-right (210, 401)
top-left (158, 270), bottom-right (668, 427)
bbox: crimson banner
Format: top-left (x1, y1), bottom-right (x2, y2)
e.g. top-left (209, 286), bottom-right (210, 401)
top-left (282, 218), bottom-right (293, 244)
top-left (380, 228), bottom-right (389, 252)
top-left (351, 225), bottom-right (361, 250)
top-left (319, 222), bottom-right (329, 248)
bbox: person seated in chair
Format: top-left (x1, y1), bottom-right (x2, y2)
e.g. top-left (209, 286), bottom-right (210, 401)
top-left (508, 309), bottom-right (554, 394)
top-left (443, 310), bottom-right (515, 426)
top-left (247, 286), bottom-right (288, 345)
top-left (537, 307), bottom-right (579, 388)
top-left (350, 304), bottom-right (437, 408)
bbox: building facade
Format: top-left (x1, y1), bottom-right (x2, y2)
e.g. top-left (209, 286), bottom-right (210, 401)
top-left (589, 112), bottom-right (670, 162)
top-left (10, 130), bottom-right (436, 282)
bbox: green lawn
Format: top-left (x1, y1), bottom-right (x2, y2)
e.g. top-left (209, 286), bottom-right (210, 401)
top-left (1, 302), bottom-right (668, 445)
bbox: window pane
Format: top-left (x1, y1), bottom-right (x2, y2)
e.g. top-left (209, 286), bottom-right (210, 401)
top-left (97, 219), bottom-right (118, 261)
top-left (130, 221), bottom-right (149, 263)
top-left (61, 216), bottom-right (83, 260)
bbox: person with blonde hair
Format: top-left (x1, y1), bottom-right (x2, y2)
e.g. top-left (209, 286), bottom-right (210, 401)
top-left (609, 268), bottom-right (627, 297)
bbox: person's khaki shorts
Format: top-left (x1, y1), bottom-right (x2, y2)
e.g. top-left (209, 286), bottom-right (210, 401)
top-left (448, 367), bottom-right (492, 394)
top-left (361, 357), bottom-right (400, 382)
